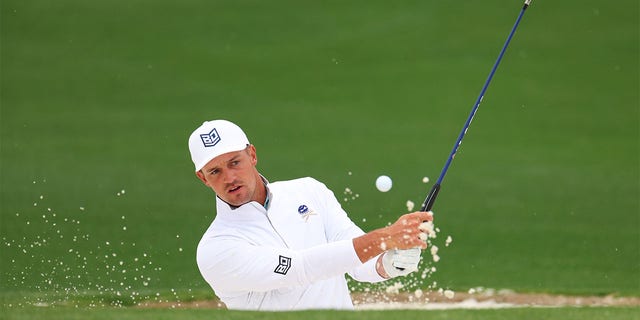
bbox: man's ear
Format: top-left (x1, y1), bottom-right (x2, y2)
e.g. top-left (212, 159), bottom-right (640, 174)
top-left (248, 144), bottom-right (258, 165)
top-left (195, 170), bottom-right (208, 185)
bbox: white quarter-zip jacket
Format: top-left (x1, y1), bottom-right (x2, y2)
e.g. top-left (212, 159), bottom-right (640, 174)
top-left (196, 177), bottom-right (385, 310)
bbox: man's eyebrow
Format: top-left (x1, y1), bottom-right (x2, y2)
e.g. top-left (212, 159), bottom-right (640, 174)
top-left (206, 155), bottom-right (241, 173)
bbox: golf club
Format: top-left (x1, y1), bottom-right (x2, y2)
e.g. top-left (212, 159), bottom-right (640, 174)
top-left (421, 0), bottom-right (534, 212)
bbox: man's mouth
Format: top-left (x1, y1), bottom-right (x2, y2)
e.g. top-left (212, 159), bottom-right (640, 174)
top-left (228, 186), bottom-right (242, 193)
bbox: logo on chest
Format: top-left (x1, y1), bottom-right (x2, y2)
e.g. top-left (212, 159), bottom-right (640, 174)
top-left (297, 205), bottom-right (317, 222)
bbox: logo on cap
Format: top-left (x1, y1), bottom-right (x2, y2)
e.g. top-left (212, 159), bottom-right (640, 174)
top-left (200, 128), bottom-right (221, 147)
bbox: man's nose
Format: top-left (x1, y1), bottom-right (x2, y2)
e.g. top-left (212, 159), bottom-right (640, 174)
top-left (222, 170), bottom-right (236, 184)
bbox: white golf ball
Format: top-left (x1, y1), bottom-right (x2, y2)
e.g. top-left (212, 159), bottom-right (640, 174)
top-left (375, 175), bottom-right (392, 192)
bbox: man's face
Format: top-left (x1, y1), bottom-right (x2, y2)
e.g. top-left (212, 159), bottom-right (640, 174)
top-left (196, 145), bottom-right (262, 207)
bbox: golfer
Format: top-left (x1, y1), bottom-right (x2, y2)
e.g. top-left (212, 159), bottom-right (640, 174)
top-left (189, 119), bottom-right (432, 310)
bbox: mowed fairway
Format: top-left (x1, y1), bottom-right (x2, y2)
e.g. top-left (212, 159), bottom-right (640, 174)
top-left (1, 306), bottom-right (640, 320)
top-left (1, 0), bottom-right (638, 318)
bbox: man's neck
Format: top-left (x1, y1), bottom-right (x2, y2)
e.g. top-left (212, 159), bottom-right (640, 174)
top-left (255, 175), bottom-right (270, 208)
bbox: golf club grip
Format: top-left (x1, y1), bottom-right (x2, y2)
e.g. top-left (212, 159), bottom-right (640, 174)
top-left (393, 183), bottom-right (440, 272)
top-left (420, 183), bottom-right (440, 212)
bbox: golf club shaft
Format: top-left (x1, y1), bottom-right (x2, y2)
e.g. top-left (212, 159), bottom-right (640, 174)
top-left (420, 0), bottom-right (532, 212)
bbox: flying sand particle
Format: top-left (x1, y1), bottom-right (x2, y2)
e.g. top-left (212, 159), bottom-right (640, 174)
top-left (419, 222), bottom-right (437, 238)
top-left (406, 200), bottom-right (415, 211)
top-left (444, 290), bottom-right (455, 299)
top-left (445, 235), bottom-right (453, 247)
top-left (385, 282), bottom-right (404, 294)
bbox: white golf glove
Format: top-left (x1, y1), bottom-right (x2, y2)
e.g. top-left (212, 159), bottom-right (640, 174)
top-left (381, 248), bottom-right (422, 278)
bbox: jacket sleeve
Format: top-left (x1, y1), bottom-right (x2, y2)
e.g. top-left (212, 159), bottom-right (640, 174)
top-left (309, 178), bottom-right (387, 283)
top-left (197, 235), bottom-right (363, 293)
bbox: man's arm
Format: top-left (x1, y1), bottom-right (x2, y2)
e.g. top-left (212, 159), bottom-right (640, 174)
top-left (306, 178), bottom-right (432, 281)
top-left (352, 211), bottom-right (432, 263)
top-left (197, 211), bottom-right (432, 293)
top-left (198, 237), bottom-right (362, 293)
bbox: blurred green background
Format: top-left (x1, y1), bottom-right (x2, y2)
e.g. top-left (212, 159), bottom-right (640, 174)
top-left (1, 0), bottom-right (638, 306)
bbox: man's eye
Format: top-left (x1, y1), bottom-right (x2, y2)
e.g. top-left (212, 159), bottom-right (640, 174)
top-left (231, 161), bottom-right (240, 166)
top-left (210, 169), bottom-right (219, 175)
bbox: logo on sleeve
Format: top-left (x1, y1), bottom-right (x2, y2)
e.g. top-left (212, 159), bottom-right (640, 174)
top-left (200, 128), bottom-right (221, 147)
top-left (274, 255), bottom-right (292, 275)
top-left (297, 204), bottom-right (317, 222)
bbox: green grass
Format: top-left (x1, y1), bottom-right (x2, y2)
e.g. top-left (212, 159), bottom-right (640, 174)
top-left (1, 0), bottom-right (638, 317)
top-left (1, 305), bottom-right (639, 320)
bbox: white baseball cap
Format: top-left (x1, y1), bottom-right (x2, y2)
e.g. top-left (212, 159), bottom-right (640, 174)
top-left (188, 120), bottom-right (250, 171)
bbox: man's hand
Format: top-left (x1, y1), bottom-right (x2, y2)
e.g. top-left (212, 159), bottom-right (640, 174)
top-left (377, 248), bottom-right (422, 279)
top-left (353, 211), bottom-right (433, 263)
